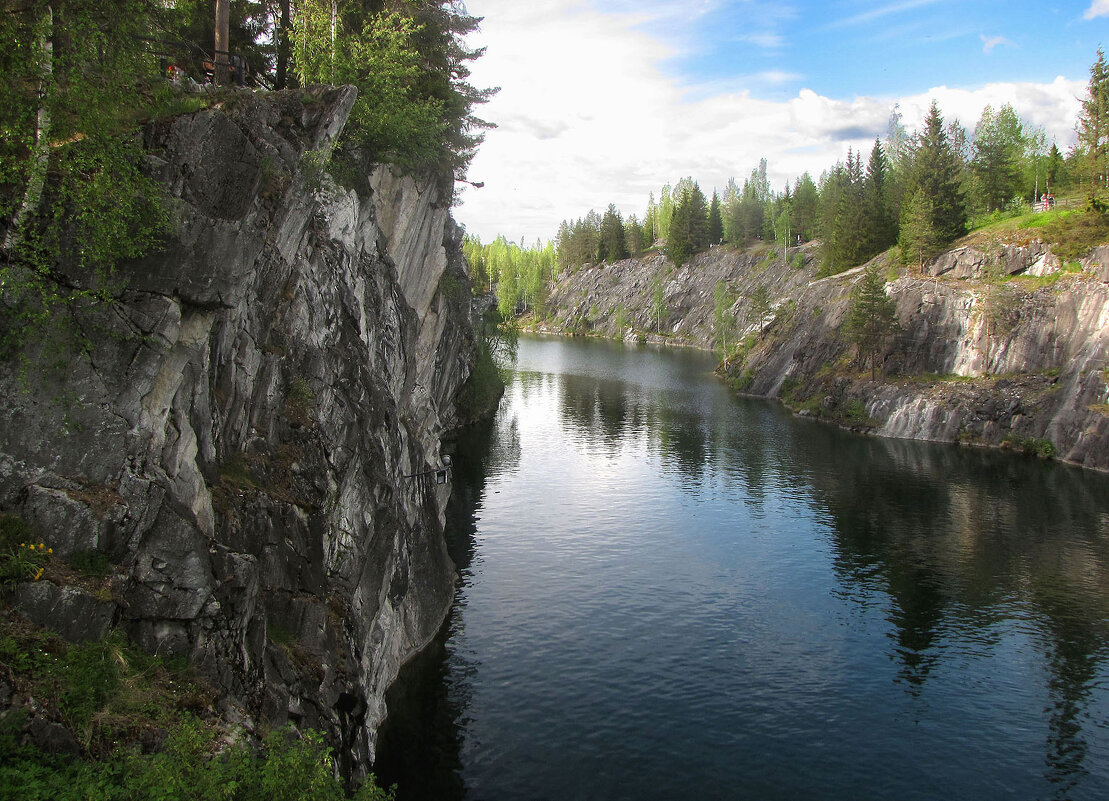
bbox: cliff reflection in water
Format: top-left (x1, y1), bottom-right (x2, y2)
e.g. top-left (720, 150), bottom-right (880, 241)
top-left (377, 335), bottom-right (1109, 801)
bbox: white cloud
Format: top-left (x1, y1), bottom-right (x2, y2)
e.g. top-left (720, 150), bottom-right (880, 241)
top-left (980, 34), bottom-right (1012, 54)
top-left (454, 1), bottom-right (1084, 243)
top-left (1084, 1), bottom-right (1109, 20)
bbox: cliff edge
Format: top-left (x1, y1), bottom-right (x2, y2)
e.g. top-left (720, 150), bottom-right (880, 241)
top-left (0, 86), bottom-right (478, 775)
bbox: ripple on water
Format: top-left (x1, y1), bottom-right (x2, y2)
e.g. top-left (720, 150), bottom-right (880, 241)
top-left (377, 336), bottom-right (1109, 801)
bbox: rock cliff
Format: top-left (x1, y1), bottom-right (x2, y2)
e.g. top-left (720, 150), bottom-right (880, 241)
top-left (538, 240), bottom-right (1109, 472)
top-left (0, 86), bottom-right (478, 775)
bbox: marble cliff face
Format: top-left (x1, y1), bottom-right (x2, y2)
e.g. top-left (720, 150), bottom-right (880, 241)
top-left (0, 86), bottom-right (478, 774)
top-left (541, 242), bottom-right (1109, 471)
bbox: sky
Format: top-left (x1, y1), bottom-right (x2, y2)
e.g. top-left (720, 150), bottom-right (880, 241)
top-left (453, 0), bottom-right (1109, 244)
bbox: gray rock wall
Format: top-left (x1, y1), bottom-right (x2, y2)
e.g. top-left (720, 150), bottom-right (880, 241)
top-left (0, 86), bottom-right (476, 774)
top-left (540, 242), bottom-right (1109, 472)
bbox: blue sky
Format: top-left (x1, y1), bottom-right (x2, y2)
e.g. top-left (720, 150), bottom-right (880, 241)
top-left (454, 1), bottom-right (1109, 243)
top-left (656, 0), bottom-right (1101, 98)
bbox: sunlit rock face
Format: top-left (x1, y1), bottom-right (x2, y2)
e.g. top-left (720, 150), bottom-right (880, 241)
top-left (0, 86), bottom-right (477, 776)
top-left (542, 242), bottom-right (1109, 471)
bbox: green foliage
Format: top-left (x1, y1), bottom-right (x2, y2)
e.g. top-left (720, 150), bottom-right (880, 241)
top-left (285, 375), bottom-right (317, 426)
top-left (68, 549), bottom-right (111, 577)
top-left (971, 104), bottom-right (1032, 212)
top-left (1076, 48), bottom-right (1109, 203)
top-left (844, 263), bottom-right (900, 379)
top-left (0, 514), bottom-right (51, 584)
top-left (292, 2), bottom-right (492, 179)
top-left (666, 178), bottom-right (709, 267)
top-left (707, 191), bottom-right (724, 245)
top-left (0, 613), bottom-right (396, 800)
top-left (0, 719), bottom-right (396, 801)
top-left (905, 101), bottom-right (968, 246)
top-left (298, 148), bottom-right (331, 192)
top-left (1035, 208), bottom-right (1109, 260)
top-left (899, 186), bottom-right (940, 267)
top-left (1001, 435), bottom-right (1057, 459)
top-left (729, 367), bottom-right (756, 392)
top-left (0, 2), bottom-right (172, 353)
top-left (597, 204), bottom-right (629, 263)
top-left (294, 8), bottom-right (443, 170)
top-left (456, 309), bottom-right (515, 420)
top-left (611, 304), bottom-right (629, 336)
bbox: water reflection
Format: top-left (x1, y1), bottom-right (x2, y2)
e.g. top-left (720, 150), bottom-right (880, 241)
top-left (377, 335), bottom-right (1109, 800)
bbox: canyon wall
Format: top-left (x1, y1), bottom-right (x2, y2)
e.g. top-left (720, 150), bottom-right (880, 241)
top-left (0, 86), bottom-right (478, 775)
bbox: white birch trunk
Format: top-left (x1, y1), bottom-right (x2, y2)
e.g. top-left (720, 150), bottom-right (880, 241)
top-left (3, 5), bottom-right (53, 255)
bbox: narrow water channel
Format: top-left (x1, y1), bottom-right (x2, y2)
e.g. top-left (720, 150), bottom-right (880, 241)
top-left (375, 334), bottom-right (1109, 801)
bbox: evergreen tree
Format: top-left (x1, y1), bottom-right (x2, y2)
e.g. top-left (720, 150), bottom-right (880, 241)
top-left (625, 215), bottom-right (644, 256)
top-left (844, 263), bottom-right (899, 380)
top-left (666, 198), bottom-right (693, 267)
top-left (666, 180), bottom-right (709, 266)
top-left (899, 187), bottom-right (939, 268)
top-left (906, 100), bottom-right (968, 246)
top-left (722, 178), bottom-right (742, 245)
top-left (597, 204), bottom-right (628, 263)
top-left (1077, 48), bottom-right (1109, 201)
top-left (708, 191), bottom-right (724, 245)
top-left (863, 138), bottom-right (896, 256)
top-left (1046, 142), bottom-right (1066, 192)
top-left (818, 151), bottom-right (866, 274)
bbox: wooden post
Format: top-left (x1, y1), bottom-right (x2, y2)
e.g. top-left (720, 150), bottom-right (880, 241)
top-left (214, 0), bottom-right (230, 85)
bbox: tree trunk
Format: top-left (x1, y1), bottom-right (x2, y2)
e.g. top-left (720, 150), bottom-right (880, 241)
top-left (214, 0), bottom-right (230, 85)
top-left (2, 5), bottom-right (53, 256)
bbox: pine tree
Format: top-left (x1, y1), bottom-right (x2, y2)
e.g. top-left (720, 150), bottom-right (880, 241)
top-left (844, 264), bottom-right (899, 380)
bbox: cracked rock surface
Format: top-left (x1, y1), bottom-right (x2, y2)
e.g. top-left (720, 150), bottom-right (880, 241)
top-left (1, 86), bottom-right (477, 776)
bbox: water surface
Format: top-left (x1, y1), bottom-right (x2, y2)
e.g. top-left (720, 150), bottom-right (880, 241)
top-left (376, 334), bottom-right (1109, 801)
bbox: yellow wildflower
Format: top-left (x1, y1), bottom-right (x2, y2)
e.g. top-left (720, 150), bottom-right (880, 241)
top-left (27, 544), bottom-right (34, 551)
top-left (33, 568), bottom-right (44, 581)
top-left (47, 548), bottom-right (53, 554)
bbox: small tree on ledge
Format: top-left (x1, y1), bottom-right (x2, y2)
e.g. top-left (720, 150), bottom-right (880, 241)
top-left (845, 263), bottom-right (900, 380)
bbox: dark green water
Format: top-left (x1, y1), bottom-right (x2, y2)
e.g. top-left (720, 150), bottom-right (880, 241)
top-left (375, 334), bottom-right (1109, 800)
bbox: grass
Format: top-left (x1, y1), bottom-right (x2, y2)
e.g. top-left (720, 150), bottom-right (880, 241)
top-left (966, 205), bottom-right (1109, 260)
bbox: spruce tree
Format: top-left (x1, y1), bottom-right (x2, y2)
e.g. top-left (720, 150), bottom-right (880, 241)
top-left (597, 204), bottom-right (628, 263)
top-left (845, 263), bottom-right (899, 380)
top-left (906, 101), bottom-right (968, 246)
top-left (899, 187), bottom-right (939, 268)
top-left (864, 138), bottom-right (896, 256)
